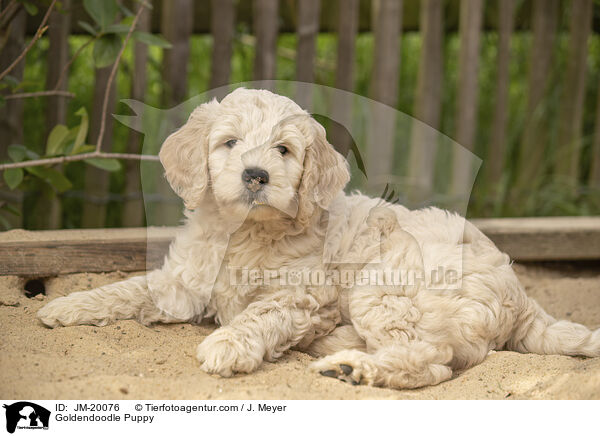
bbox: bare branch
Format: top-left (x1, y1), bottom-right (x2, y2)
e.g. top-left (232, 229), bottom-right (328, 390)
top-left (4, 90), bottom-right (75, 100)
top-left (52, 35), bottom-right (97, 91)
top-left (0, 152), bottom-right (159, 171)
top-left (95, 3), bottom-right (147, 153)
top-left (0, 0), bottom-right (17, 22)
top-left (0, 0), bottom-right (56, 82)
top-left (0, 0), bottom-right (19, 28)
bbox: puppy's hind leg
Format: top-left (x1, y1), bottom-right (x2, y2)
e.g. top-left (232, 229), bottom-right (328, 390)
top-left (310, 340), bottom-right (453, 388)
top-left (508, 298), bottom-right (600, 358)
top-left (311, 280), bottom-right (453, 389)
top-left (302, 325), bottom-right (367, 357)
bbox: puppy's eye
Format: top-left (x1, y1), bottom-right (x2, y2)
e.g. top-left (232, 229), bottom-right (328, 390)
top-left (275, 145), bottom-right (288, 155)
top-left (225, 139), bottom-right (237, 148)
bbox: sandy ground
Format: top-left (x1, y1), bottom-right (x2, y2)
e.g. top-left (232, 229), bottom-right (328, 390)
top-left (1, 263), bottom-right (599, 400)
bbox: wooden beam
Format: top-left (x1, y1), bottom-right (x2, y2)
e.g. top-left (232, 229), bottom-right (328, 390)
top-left (2, 218), bottom-right (600, 276)
top-left (21, 0), bottom-right (600, 36)
top-left (471, 217), bottom-right (600, 261)
top-left (0, 227), bottom-right (176, 276)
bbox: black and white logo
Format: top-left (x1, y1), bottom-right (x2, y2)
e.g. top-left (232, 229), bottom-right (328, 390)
top-left (2, 402), bottom-right (50, 433)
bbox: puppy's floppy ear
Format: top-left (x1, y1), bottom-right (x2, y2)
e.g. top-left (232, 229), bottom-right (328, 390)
top-left (159, 99), bottom-right (219, 209)
top-left (296, 117), bottom-right (350, 224)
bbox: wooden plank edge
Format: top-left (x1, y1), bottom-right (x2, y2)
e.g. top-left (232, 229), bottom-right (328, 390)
top-left (1, 218), bottom-right (599, 275)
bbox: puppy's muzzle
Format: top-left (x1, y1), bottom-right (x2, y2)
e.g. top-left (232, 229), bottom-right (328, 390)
top-left (242, 167), bottom-right (269, 192)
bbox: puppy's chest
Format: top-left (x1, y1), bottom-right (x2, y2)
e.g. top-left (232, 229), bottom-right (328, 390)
top-left (208, 235), bottom-right (324, 325)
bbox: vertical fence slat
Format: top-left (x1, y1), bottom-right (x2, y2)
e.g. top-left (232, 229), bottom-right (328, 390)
top-left (35, 0), bottom-right (72, 230)
top-left (0, 5), bottom-right (25, 151)
top-left (157, 0), bottom-right (194, 225)
top-left (487, 0), bottom-right (515, 192)
top-left (367, 0), bottom-right (402, 182)
top-left (334, 0), bottom-right (358, 93)
top-left (253, 0), bottom-right (279, 82)
top-left (451, 0), bottom-right (483, 197)
top-left (161, 0), bottom-right (194, 107)
top-left (590, 83), bottom-right (600, 188)
top-left (0, 5), bottom-right (26, 228)
top-left (45, 0), bottom-right (71, 137)
top-left (210, 0), bottom-right (236, 89)
top-left (330, 0), bottom-right (359, 154)
top-left (407, 0), bottom-right (444, 203)
top-left (122, 1), bottom-right (151, 228)
top-left (295, 0), bottom-right (320, 108)
top-left (369, 0), bottom-right (401, 108)
top-left (512, 0), bottom-right (559, 202)
top-left (555, 0), bottom-right (593, 187)
top-left (81, 66), bottom-right (118, 228)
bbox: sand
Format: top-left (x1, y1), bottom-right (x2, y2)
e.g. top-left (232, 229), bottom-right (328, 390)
top-left (1, 263), bottom-right (599, 400)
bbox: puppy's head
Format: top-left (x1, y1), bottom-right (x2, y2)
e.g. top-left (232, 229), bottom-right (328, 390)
top-left (159, 88), bottom-right (349, 225)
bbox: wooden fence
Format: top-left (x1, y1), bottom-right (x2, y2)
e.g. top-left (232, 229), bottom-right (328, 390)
top-left (1, 0), bottom-right (599, 230)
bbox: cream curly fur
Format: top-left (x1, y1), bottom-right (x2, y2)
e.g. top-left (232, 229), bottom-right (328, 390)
top-left (38, 88), bottom-right (600, 389)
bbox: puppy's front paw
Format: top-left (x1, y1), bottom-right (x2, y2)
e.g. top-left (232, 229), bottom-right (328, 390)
top-left (196, 328), bottom-right (263, 377)
top-left (37, 295), bottom-right (110, 328)
top-left (37, 297), bottom-right (74, 328)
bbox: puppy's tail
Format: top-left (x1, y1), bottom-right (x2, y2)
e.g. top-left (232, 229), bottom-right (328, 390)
top-left (507, 298), bottom-right (600, 357)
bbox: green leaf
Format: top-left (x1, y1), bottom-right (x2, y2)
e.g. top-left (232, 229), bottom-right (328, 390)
top-left (118, 3), bottom-right (134, 17)
top-left (73, 107), bottom-right (89, 150)
top-left (93, 34), bottom-right (122, 68)
top-left (23, 2), bottom-right (38, 15)
top-left (84, 158), bottom-right (121, 172)
top-left (0, 214), bottom-right (10, 230)
top-left (133, 31), bottom-right (172, 48)
top-left (2, 203), bottom-right (21, 216)
top-left (7, 145), bottom-right (26, 162)
top-left (3, 168), bottom-right (23, 189)
top-left (46, 124), bottom-right (70, 156)
top-left (78, 20), bottom-right (98, 36)
top-left (2, 75), bottom-right (19, 88)
top-left (83, 0), bottom-right (118, 30)
top-left (25, 167), bottom-right (72, 193)
top-left (25, 148), bottom-right (40, 160)
top-left (104, 23), bottom-right (130, 34)
top-left (71, 144), bottom-right (96, 155)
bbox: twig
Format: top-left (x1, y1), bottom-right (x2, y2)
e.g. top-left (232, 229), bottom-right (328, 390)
top-left (96, 3), bottom-right (146, 152)
top-left (4, 90), bottom-right (75, 100)
top-left (0, 0), bottom-right (56, 82)
top-left (53, 36), bottom-right (98, 91)
top-left (0, 0), bottom-right (20, 29)
top-left (0, 153), bottom-right (159, 171)
top-left (0, 0), bottom-right (17, 23)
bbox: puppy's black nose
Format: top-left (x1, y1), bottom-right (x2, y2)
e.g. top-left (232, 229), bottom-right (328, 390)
top-left (242, 168), bottom-right (269, 190)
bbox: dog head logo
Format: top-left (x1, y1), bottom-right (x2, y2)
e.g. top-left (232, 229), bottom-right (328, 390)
top-left (3, 402), bottom-right (50, 433)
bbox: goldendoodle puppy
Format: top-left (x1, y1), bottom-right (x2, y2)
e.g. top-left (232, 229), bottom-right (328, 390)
top-left (38, 88), bottom-right (600, 389)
